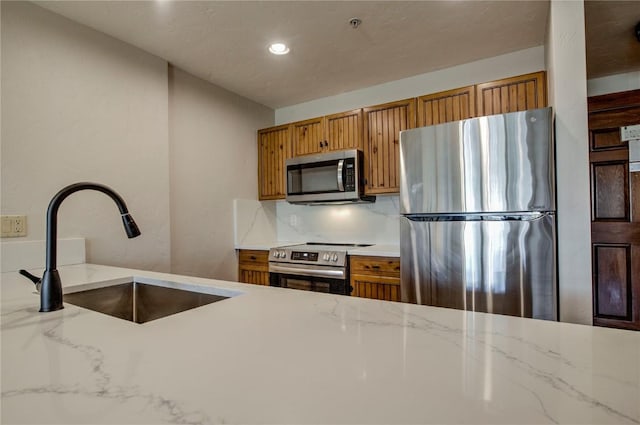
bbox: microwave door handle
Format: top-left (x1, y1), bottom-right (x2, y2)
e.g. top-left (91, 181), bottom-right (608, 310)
top-left (337, 159), bottom-right (345, 192)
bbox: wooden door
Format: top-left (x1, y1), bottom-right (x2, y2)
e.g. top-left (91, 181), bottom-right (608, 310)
top-left (324, 109), bottom-right (363, 152)
top-left (238, 250), bottom-right (270, 285)
top-left (292, 117), bottom-right (324, 156)
top-left (257, 125), bottom-right (290, 200)
top-left (363, 99), bottom-right (416, 194)
top-left (476, 71), bottom-right (546, 116)
top-left (588, 89), bottom-right (640, 330)
top-left (417, 86), bottom-right (476, 126)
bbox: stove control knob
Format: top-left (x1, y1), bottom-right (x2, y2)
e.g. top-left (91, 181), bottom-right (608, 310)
top-left (331, 253), bottom-right (338, 262)
top-left (272, 251), bottom-right (279, 258)
top-left (279, 250), bottom-right (286, 259)
top-left (322, 253), bottom-right (330, 261)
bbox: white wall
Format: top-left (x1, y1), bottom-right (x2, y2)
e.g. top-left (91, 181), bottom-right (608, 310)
top-left (1, 2), bottom-right (275, 280)
top-left (234, 197), bottom-right (400, 247)
top-left (545, 0), bottom-right (592, 325)
top-left (1, 1), bottom-right (171, 272)
top-left (587, 71), bottom-right (640, 97)
top-left (169, 67), bottom-right (273, 280)
top-left (276, 46), bottom-right (545, 124)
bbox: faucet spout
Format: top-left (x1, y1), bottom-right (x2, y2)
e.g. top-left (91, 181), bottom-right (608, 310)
top-left (40, 182), bottom-right (141, 312)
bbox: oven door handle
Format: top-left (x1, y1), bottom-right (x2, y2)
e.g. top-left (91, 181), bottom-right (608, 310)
top-left (269, 264), bottom-right (346, 279)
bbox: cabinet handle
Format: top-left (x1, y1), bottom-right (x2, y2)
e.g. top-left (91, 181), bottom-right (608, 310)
top-left (250, 256), bottom-right (256, 260)
top-left (371, 265), bottom-right (380, 269)
top-left (319, 142), bottom-right (323, 148)
top-left (324, 140), bottom-right (328, 147)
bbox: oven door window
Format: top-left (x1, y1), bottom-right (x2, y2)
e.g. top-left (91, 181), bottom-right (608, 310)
top-left (270, 273), bottom-right (349, 295)
top-left (283, 277), bottom-right (331, 293)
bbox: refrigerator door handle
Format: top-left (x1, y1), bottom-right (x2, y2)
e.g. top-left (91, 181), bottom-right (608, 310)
top-left (404, 212), bottom-right (554, 222)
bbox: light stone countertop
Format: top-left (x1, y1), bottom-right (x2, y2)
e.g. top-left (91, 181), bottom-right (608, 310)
top-left (347, 244), bottom-right (400, 257)
top-left (234, 241), bottom-right (299, 251)
top-left (234, 242), bottom-right (279, 250)
top-left (235, 242), bottom-right (400, 257)
top-left (2, 264), bottom-right (639, 424)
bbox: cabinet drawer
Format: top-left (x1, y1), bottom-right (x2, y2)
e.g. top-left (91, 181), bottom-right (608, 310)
top-left (350, 256), bottom-right (400, 277)
top-left (238, 250), bottom-right (269, 270)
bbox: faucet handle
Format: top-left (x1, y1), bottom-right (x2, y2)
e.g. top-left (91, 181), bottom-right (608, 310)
top-left (19, 269), bottom-right (42, 293)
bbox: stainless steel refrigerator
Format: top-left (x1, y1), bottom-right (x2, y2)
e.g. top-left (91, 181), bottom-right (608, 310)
top-left (399, 107), bottom-right (557, 320)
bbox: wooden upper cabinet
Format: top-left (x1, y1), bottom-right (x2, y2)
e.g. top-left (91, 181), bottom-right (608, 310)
top-left (417, 86), bottom-right (475, 126)
top-left (257, 124), bottom-right (290, 200)
top-left (256, 72), bottom-right (550, 200)
top-left (363, 99), bottom-right (416, 194)
top-left (292, 110), bottom-right (363, 156)
top-left (324, 109), bottom-right (363, 151)
top-left (476, 71), bottom-right (547, 117)
top-left (292, 117), bottom-right (324, 156)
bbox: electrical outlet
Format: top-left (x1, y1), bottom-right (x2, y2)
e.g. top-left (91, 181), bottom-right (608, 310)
top-left (1, 215), bottom-right (27, 237)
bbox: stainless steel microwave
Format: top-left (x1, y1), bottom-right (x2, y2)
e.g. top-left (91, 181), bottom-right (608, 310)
top-left (285, 149), bottom-right (375, 204)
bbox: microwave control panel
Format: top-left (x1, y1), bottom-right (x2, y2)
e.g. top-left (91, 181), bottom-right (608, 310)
top-left (344, 158), bottom-right (356, 191)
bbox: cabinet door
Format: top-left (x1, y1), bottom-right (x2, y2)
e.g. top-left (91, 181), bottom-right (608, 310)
top-left (588, 89), bottom-right (640, 330)
top-left (351, 275), bottom-right (401, 302)
top-left (324, 109), bottom-right (363, 152)
top-left (417, 86), bottom-right (475, 126)
top-left (350, 256), bottom-right (401, 301)
top-left (239, 268), bottom-right (270, 285)
top-left (363, 99), bottom-right (416, 194)
top-left (258, 125), bottom-right (290, 200)
top-left (476, 71), bottom-right (546, 117)
top-left (292, 117), bottom-right (324, 156)
top-left (238, 250), bottom-right (270, 286)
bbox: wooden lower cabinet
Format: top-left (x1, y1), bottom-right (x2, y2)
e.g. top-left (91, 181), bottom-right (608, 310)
top-left (237, 249), bottom-right (270, 286)
top-left (350, 256), bottom-right (401, 302)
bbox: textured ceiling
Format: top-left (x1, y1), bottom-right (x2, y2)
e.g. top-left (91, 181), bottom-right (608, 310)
top-left (33, 1), bottom-right (638, 109)
top-left (585, 0), bottom-right (640, 79)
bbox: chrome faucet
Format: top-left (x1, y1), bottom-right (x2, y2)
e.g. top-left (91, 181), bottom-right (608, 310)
top-left (21, 182), bottom-right (141, 312)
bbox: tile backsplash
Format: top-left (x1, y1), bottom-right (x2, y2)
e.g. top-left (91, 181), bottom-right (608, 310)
top-left (234, 196), bottom-right (400, 247)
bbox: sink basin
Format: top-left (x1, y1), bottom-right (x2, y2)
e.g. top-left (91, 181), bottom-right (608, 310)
top-left (64, 278), bottom-right (236, 324)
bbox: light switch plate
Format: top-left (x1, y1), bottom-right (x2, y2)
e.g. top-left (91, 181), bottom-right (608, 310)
top-left (620, 124), bottom-right (640, 142)
top-left (1, 215), bottom-right (27, 237)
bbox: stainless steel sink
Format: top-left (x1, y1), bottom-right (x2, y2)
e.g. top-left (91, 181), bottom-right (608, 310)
top-left (64, 280), bottom-right (232, 324)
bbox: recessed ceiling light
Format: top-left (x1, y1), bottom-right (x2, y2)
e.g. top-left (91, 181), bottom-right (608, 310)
top-left (269, 43), bottom-right (290, 55)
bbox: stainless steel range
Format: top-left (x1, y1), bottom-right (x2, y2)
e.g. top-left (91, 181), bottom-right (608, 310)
top-left (268, 243), bottom-right (371, 295)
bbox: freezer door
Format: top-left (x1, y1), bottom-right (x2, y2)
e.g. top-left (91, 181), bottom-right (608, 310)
top-left (399, 107), bottom-right (555, 215)
top-left (400, 214), bottom-right (557, 320)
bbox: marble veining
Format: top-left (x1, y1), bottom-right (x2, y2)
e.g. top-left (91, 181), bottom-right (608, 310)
top-left (234, 196), bottom-right (401, 247)
top-left (2, 264), bottom-right (639, 424)
top-left (233, 199), bottom-right (277, 247)
top-left (2, 308), bottom-right (214, 425)
top-left (317, 299), bottom-right (639, 424)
